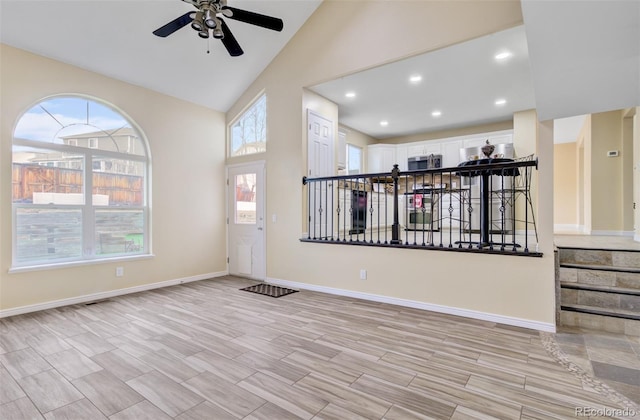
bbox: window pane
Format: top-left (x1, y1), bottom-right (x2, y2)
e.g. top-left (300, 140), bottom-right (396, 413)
top-left (92, 156), bottom-right (144, 206)
top-left (15, 208), bottom-right (82, 263)
top-left (95, 209), bottom-right (144, 255)
top-left (235, 173), bottom-right (256, 224)
top-left (230, 95), bottom-right (266, 157)
top-left (13, 97), bottom-right (144, 156)
top-left (347, 144), bottom-right (362, 175)
top-left (12, 146), bottom-right (84, 204)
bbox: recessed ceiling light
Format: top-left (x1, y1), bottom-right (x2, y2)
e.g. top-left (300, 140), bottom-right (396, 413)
top-left (494, 51), bottom-right (512, 61)
top-left (345, 92), bottom-right (356, 98)
top-left (431, 110), bottom-right (442, 117)
top-left (380, 120), bottom-right (389, 127)
top-left (409, 75), bottom-right (422, 83)
top-left (495, 98), bottom-right (507, 106)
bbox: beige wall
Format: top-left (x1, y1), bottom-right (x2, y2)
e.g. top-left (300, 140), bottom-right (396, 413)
top-left (383, 121), bottom-right (514, 145)
top-left (227, 1), bottom-right (556, 327)
top-left (577, 115), bottom-right (592, 232)
top-left (554, 143), bottom-right (578, 227)
top-left (622, 110), bottom-right (635, 232)
top-left (591, 111), bottom-right (624, 232)
top-left (635, 108), bottom-right (640, 241)
top-left (1, 45), bottom-right (227, 312)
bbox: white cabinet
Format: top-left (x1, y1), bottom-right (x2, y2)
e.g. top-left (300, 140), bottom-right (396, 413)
top-left (396, 144), bottom-right (408, 171)
top-left (367, 144), bottom-right (396, 173)
top-left (406, 141), bottom-right (441, 158)
top-left (441, 140), bottom-right (463, 168)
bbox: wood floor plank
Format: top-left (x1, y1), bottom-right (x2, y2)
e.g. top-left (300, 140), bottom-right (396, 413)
top-left (243, 402), bottom-right (302, 420)
top-left (90, 348), bottom-right (152, 382)
top-left (0, 366), bottom-right (26, 404)
top-left (126, 371), bottom-right (204, 417)
top-left (42, 398), bottom-right (107, 420)
top-left (408, 373), bottom-right (522, 418)
top-left (0, 397), bottom-right (45, 420)
top-left (71, 370), bottom-right (144, 416)
top-left (175, 401), bottom-right (238, 420)
top-left (349, 374), bottom-right (456, 418)
top-left (233, 350), bottom-right (308, 385)
top-left (109, 400), bottom-right (172, 420)
top-left (183, 371), bottom-right (265, 418)
top-left (330, 352), bottom-right (415, 387)
top-left (382, 404), bottom-right (439, 420)
top-left (0, 347), bottom-right (52, 379)
top-left (44, 348), bottom-right (103, 381)
top-left (237, 372), bottom-right (328, 419)
top-left (280, 350), bottom-right (361, 384)
top-left (295, 372), bottom-right (391, 419)
top-left (17, 369), bottom-right (84, 413)
top-left (186, 350), bottom-right (256, 384)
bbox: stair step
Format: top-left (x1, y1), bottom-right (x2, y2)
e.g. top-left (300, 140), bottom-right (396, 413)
top-left (558, 247), bottom-right (640, 269)
top-left (560, 283), bottom-right (640, 296)
top-left (560, 304), bottom-right (640, 321)
top-left (559, 308), bottom-right (640, 336)
top-left (559, 262), bottom-right (640, 274)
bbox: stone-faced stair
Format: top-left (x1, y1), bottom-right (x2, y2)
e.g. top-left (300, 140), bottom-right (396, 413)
top-left (557, 247), bottom-right (640, 336)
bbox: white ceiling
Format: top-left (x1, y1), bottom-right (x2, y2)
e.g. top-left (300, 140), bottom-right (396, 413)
top-left (0, 0), bottom-right (322, 112)
top-left (1, 0), bottom-right (638, 140)
top-left (309, 25), bottom-right (536, 139)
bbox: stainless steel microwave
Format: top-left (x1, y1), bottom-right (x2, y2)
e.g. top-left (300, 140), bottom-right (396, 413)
top-left (408, 154), bottom-right (442, 171)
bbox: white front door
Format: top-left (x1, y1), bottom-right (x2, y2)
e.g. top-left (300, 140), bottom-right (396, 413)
top-left (307, 110), bottom-right (334, 238)
top-left (227, 161), bottom-right (265, 280)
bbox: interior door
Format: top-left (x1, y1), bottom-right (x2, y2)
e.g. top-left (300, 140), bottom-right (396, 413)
top-left (307, 110), bottom-right (334, 238)
top-left (227, 162), bottom-right (265, 280)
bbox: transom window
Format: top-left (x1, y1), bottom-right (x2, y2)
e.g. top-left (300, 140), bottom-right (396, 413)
top-left (229, 93), bottom-right (266, 157)
top-left (12, 95), bottom-right (150, 268)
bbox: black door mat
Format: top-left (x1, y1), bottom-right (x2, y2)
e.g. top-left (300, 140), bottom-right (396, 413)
top-left (240, 283), bottom-right (298, 298)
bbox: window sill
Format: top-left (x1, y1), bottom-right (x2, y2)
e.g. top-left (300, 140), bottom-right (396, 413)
top-left (8, 254), bottom-right (155, 274)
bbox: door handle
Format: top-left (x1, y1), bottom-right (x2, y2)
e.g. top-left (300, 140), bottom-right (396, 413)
top-left (257, 227), bottom-right (263, 231)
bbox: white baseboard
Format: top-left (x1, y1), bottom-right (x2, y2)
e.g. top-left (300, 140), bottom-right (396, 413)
top-left (591, 230), bottom-right (634, 237)
top-left (554, 224), bottom-right (581, 233)
top-left (267, 277), bottom-right (556, 333)
top-left (0, 271), bottom-right (228, 318)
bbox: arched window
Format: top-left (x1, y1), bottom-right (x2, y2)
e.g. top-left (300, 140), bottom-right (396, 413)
top-left (12, 95), bottom-right (150, 268)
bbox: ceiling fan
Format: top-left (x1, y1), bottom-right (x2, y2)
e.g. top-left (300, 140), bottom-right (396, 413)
top-left (153, 0), bottom-right (284, 57)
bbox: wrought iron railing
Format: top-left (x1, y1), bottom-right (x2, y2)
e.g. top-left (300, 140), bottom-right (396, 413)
top-left (301, 158), bottom-right (541, 256)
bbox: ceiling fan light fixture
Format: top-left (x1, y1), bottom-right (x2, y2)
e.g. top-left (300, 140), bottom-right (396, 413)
top-left (198, 30), bottom-right (209, 39)
top-left (191, 11), bottom-right (204, 31)
top-left (204, 9), bottom-right (217, 29)
top-left (213, 27), bottom-right (224, 39)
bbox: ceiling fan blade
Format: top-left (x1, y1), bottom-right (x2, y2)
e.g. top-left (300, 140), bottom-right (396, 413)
top-left (153, 12), bottom-right (194, 37)
top-left (219, 18), bottom-right (244, 57)
top-left (221, 6), bottom-right (284, 32)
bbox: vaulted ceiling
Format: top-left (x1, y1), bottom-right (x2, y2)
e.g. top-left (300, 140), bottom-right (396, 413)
top-left (1, 0), bottom-right (638, 140)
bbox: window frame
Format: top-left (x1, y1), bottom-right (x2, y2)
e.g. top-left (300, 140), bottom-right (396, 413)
top-left (228, 91), bottom-right (267, 158)
top-left (10, 95), bottom-right (152, 271)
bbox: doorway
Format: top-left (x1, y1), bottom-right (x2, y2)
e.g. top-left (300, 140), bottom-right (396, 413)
top-left (227, 161), bottom-right (266, 280)
top-left (307, 110), bottom-right (334, 237)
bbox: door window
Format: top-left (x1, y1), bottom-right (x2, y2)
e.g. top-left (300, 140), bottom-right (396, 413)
top-left (235, 173), bottom-right (257, 224)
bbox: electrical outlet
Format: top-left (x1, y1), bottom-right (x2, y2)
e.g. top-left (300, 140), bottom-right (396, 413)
top-left (116, 267), bottom-right (124, 277)
top-left (359, 269), bottom-right (367, 280)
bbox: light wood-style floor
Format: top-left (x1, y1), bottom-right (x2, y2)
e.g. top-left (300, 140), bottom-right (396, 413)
top-left (1, 276), bottom-right (638, 419)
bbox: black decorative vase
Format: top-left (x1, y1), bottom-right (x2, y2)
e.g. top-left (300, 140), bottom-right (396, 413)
top-left (481, 140), bottom-right (495, 158)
